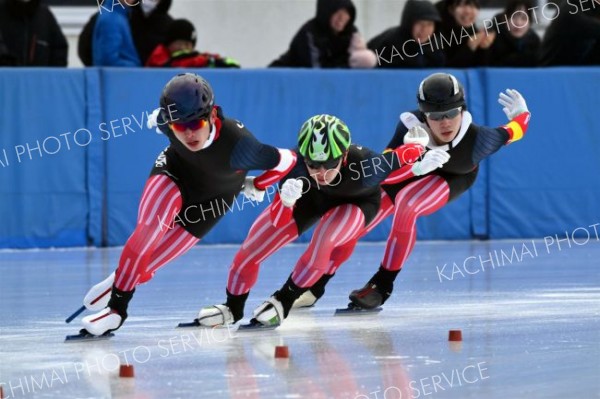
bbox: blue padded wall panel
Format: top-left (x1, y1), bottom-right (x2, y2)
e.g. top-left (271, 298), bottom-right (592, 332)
top-left (485, 68), bottom-right (600, 238)
top-left (0, 70), bottom-right (89, 248)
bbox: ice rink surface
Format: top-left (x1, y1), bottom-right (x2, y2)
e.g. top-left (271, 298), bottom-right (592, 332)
top-left (1, 239), bottom-right (599, 399)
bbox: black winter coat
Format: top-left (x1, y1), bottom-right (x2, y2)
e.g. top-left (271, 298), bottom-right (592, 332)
top-left (130, 0), bottom-right (173, 65)
top-left (487, 14), bottom-right (540, 67)
top-left (367, 0), bottom-right (444, 68)
top-left (270, 0), bottom-right (357, 68)
top-left (0, 0), bottom-right (68, 66)
top-left (539, 0), bottom-right (600, 66)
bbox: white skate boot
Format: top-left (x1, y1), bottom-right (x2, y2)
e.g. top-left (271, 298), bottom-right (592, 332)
top-left (80, 286), bottom-right (134, 336)
top-left (81, 308), bottom-right (123, 336)
top-left (253, 297), bottom-right (285, 327)
top-left (198, 305), bottom-right (234, 327)
top-left (83, 272), bottom-right (115, 311)
top-left (292, 290), bottom-right (319, 309)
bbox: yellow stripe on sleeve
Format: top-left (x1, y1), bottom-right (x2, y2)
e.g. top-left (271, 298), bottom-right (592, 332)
top-left (506, 121), bottom-right (524, 142)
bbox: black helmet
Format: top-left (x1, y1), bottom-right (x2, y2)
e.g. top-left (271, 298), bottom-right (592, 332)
top-left (159, 73), bottom-right (214, 124)
top-left (417, 73), bottom-right (465, 113)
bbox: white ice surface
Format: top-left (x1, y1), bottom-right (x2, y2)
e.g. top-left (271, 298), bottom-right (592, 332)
top-left (1, 240), bottom-right (599, 399)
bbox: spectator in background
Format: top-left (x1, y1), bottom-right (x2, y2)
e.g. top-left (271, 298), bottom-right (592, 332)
top-left (80, 0), bottom-right (173, 66)
top-left (130, 0), bottom-right (173, 65)
top-left (0, 30), bottom-right (18, 66)
top-left (539, 0), bottom-right (600, 66)
top-left (78, 2), bottom-right (102, 67)
top-left (437, 0), bottom-right (494, 67)
top-left (146, 19), bottom-right (240, 68)
top-left (367, 0), bottom-right (444, 68)
top-left (269, 0), bottom-right (376, 68)
top-left (0, 0), bottom-right (68, 66)
top-left (434, 0), bottom-right (453, 29)
top-left (92, 0), bottom-right (141, 66)
top-left (487, 0), bottom-right (540, 67)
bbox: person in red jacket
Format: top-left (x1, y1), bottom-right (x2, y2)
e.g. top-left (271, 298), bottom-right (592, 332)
top-left (146, 19), bottom-right (240, 68)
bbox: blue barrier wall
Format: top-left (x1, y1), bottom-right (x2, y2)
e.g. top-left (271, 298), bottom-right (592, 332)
top-left (0, 68), bottom-right (598, 248)
top-left (0, 70), bottom-right (89, 247)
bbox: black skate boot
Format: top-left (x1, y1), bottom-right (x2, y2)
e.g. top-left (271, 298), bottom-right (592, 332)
top-left (225, 290), bottom-right (249, 323)
top-left (293, 273), bottom-right (335, 308)
top-left (349, 266), bottom-right (399, 309)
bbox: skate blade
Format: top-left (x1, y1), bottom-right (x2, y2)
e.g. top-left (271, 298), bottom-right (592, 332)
top-left (237, 320), bottom-right (279, 331)
top-left (65, 329), bottom-right (114, 342)
top-left (177, 320), bottom-right (232, 329)
top-left (334, 306), bottom-right (383, 316)
top-left (177, 320), bottom-right (201, 328)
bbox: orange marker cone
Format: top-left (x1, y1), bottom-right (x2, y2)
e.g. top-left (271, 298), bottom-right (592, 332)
top-left (119, 364), bottom-right (135, 378)
top-left (274, 345), bottom-right (290, 358)
top-left (448, 330), bottom-right (462, 341)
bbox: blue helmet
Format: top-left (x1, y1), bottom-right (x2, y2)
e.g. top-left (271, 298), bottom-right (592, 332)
top-left (159, 73), bottom-right (214, 124)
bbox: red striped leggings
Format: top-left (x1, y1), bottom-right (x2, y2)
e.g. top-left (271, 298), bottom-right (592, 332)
top-left (114, 175), bottom-right (199, 292)
top-left (327, 174), bottom-right (451, 274)
top-left (227, 203), bottom-right (366, 294)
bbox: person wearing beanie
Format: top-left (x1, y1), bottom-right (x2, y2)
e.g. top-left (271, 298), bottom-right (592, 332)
top-left (269, 0), bottom-right (376, 68)
top-left (367, 0), bottom-right (445, 68)
top-left (146, 19), bottom-right (240, 68)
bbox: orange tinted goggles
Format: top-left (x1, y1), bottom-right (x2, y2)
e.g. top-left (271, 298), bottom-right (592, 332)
top-left (169, 118), bottom-right (208, 133)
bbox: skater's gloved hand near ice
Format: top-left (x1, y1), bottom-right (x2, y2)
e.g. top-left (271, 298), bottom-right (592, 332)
top-left (498, 89), bottom-right (528, 120)
top-left (68, 73), bottom-right (298, 340)
top-left (280, 178), bottom-right (303, 208)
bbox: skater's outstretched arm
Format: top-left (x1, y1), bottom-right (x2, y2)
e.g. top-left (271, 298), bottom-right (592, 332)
top-left (473, 89), bottom-right (530, 164)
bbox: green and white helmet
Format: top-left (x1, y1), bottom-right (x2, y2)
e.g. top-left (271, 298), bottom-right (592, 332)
top-left (297, 114), bottom-right (351, 162)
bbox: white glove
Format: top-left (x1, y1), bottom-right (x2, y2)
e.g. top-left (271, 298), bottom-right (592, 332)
top-left (280, 178), bottom-right (303, 208)
top-left (498, 89), bottom-right (528, 120)
top-left (412, 149), bottom-right (450, 176)
top-left (242, 176), bottom-right (265, 202)
top-left (404, 126), bottom-right (430, 147)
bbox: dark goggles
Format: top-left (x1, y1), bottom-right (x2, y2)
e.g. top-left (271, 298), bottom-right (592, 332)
top-left (424, 107), bottom-right (462, 121)
top-left (305, 157), bottom-right (341, 170)
top-left (169, 118), bottom-right (209, 133)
